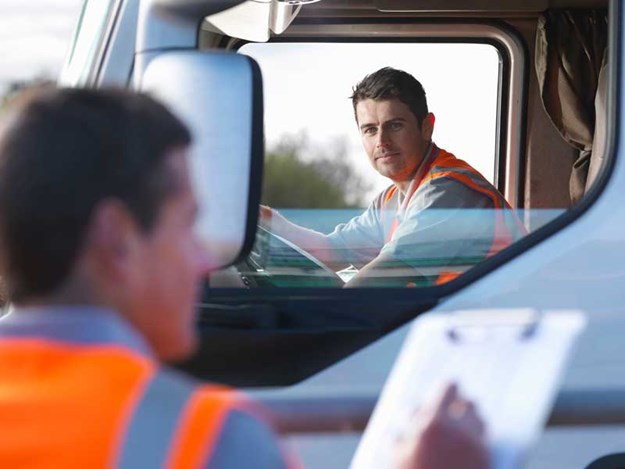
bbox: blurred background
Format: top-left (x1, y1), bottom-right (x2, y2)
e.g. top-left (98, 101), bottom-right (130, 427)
top-left (1, 0), bottom-right (82, 102)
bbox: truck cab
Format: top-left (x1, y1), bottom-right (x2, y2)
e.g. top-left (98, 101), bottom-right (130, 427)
top-left (61, 0), bottom-right (623, 467)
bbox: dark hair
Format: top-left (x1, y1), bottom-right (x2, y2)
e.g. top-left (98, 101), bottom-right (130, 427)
top-left (0, 87), bottom-right (192, 302)
top-left (350, 67), bottom-right (429, 127)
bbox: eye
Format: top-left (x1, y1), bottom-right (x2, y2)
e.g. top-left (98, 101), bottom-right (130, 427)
top-left (363, 127), bottom-right (377, 136)
top-left (390, 122), bottom-right (403, 131)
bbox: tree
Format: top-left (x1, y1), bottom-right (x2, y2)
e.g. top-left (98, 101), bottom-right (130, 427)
top-left (1, 78), bottom-right (54, 110)
top-left (262, 133), bottom-right (371, 209)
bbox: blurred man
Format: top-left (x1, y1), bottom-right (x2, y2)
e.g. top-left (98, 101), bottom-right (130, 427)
top-left (0, 88), bottom-right (295, 468)
top-left (262, 67), bottom-right (523, 287)
top-left (0, 87), bottom-right (488, 468)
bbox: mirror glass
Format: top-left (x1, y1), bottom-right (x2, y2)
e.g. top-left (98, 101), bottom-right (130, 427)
top-left (141, 51), bottom-right (262, 269)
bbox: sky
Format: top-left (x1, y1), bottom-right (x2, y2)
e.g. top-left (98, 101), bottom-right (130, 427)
top-left (0, 0), bottom-right (83, 94)
top-left (0, 1), bottom-right (499, 200)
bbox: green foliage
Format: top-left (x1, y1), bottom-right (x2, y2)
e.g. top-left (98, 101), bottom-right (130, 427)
top-left (262, 133), bottom-right (371, 209)
top-left (1, 78), bottom-right (54, 111)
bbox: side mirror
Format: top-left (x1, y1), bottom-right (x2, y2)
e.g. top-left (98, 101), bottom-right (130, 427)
top-left (140, 51), bottom-right (263, 270)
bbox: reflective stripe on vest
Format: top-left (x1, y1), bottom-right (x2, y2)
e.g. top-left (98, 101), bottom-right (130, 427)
top-left (118, 369), bottom-right (235, 469)
top-left (383, 148), bottom-right (522, 284)
top-left (117, 370), bottom-right (194, 469)
top-left (422, 158), bottom-right (525, 256)
top-left (384, 147), bottom-right (439, 244)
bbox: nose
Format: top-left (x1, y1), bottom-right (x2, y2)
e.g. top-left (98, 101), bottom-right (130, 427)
top-left (376, 127), bottom-right (391, 148)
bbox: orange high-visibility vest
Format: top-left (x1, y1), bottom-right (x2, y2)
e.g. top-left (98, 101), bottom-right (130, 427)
top-left (383, 147), bottom-right (524, 284)
top-left (0, 338), bottom-right (270, 469)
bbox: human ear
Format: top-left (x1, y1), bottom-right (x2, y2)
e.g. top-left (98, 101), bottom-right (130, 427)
top-left (86, 199), bottom-right (141, 279)
top-left (422, 113), bottom-right (435, 141)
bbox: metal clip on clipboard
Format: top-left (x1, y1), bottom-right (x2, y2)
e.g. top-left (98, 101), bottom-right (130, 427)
top-left (447, 308), bottom-right (541, 343)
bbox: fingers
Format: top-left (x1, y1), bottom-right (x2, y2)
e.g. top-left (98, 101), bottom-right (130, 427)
top-left (395, 384), bottom-right (489, 469)
top-left (447, 398), bottom-right (471, 419)
top-left (432, 382), bottom-right (459, 417)
top-left (259, 205), bottom-right (273, 227)
top-left (448, 399), bottom-right (485, 437)
top-left (417, 382), bottom-right (485, 438)
top-left (401, 383), bottom-right (476, 438)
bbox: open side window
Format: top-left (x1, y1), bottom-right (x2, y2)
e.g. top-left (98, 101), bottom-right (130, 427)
top-left (235, 39), bottom-right (511, 290)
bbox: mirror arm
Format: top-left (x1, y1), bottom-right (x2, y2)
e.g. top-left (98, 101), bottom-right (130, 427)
top-left (134, 0), bottom-right (246, 87)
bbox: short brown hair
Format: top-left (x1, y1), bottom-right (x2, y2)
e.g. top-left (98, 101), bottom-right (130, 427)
top-left (0, 87), bottom-right (191, 302)
top-left (350, 67), bottom-right (429, 127)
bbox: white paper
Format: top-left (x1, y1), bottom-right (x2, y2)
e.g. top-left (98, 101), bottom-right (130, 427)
top-left (351, 309), bottom-right (586, 469)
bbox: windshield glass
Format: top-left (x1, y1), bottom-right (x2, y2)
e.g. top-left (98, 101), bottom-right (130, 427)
top-left (59, 0), bottom-right (114, 86)
top-left (229, 42), bottom-right (552, 289)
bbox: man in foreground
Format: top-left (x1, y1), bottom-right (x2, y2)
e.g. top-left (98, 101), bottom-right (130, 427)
top-left (0, 87), bottom-right (488, 468)
top-left (262, 67), bottom-right (523, 287)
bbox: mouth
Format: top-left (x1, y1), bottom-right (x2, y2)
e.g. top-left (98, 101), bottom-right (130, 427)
top-left (375, 152), bottom-right (399, 162)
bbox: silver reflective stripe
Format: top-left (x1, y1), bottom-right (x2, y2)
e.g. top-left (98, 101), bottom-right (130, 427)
top-left (205, 410), bottom-right (287, 469)
top-left (0, 308), bottom-right (153, 357)
top-left (117, 369), bottom-right (196, 469)
top-left (428, 165), bottom-right (508, 206)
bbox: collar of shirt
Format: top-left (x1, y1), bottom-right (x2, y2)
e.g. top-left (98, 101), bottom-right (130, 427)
top-left (0, 305), bottom-right (154, 358)
top-left (396, 142), bottom-right (438, 218)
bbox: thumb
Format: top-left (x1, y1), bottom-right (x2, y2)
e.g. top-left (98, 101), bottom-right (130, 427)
top-left (431, 382), bottom-right (459, 417)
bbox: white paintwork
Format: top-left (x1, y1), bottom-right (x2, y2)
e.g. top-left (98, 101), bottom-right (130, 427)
top-left (203, 0), bottom-right (301, 42)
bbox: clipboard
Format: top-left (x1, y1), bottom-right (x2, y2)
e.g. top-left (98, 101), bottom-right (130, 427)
top-left (350, 308), bottom-right (586, 469)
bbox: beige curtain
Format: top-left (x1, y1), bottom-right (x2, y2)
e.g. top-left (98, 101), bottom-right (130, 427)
top-left (535, 9), bottom-right (608, 205)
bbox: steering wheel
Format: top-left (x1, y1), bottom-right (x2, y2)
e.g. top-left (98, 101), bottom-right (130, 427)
top-left (236, 226), bottom-right (345, 288)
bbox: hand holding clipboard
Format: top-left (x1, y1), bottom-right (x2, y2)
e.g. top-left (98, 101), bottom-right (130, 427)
top-left (351, 309), bottom-right (586, 469)
top-left (395, 382), bottom-right (489, 469)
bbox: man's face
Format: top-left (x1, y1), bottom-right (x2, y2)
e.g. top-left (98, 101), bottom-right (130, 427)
top-left (356, 98), bottom-right (433, 186)
top-left (128, 148), bottom-right (210, 362)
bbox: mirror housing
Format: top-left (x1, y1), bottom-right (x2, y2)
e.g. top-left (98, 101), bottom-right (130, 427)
top-left (203, 0), bottom-right (303, 42)
top-left (140, 51), bottom-right (263, 270)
